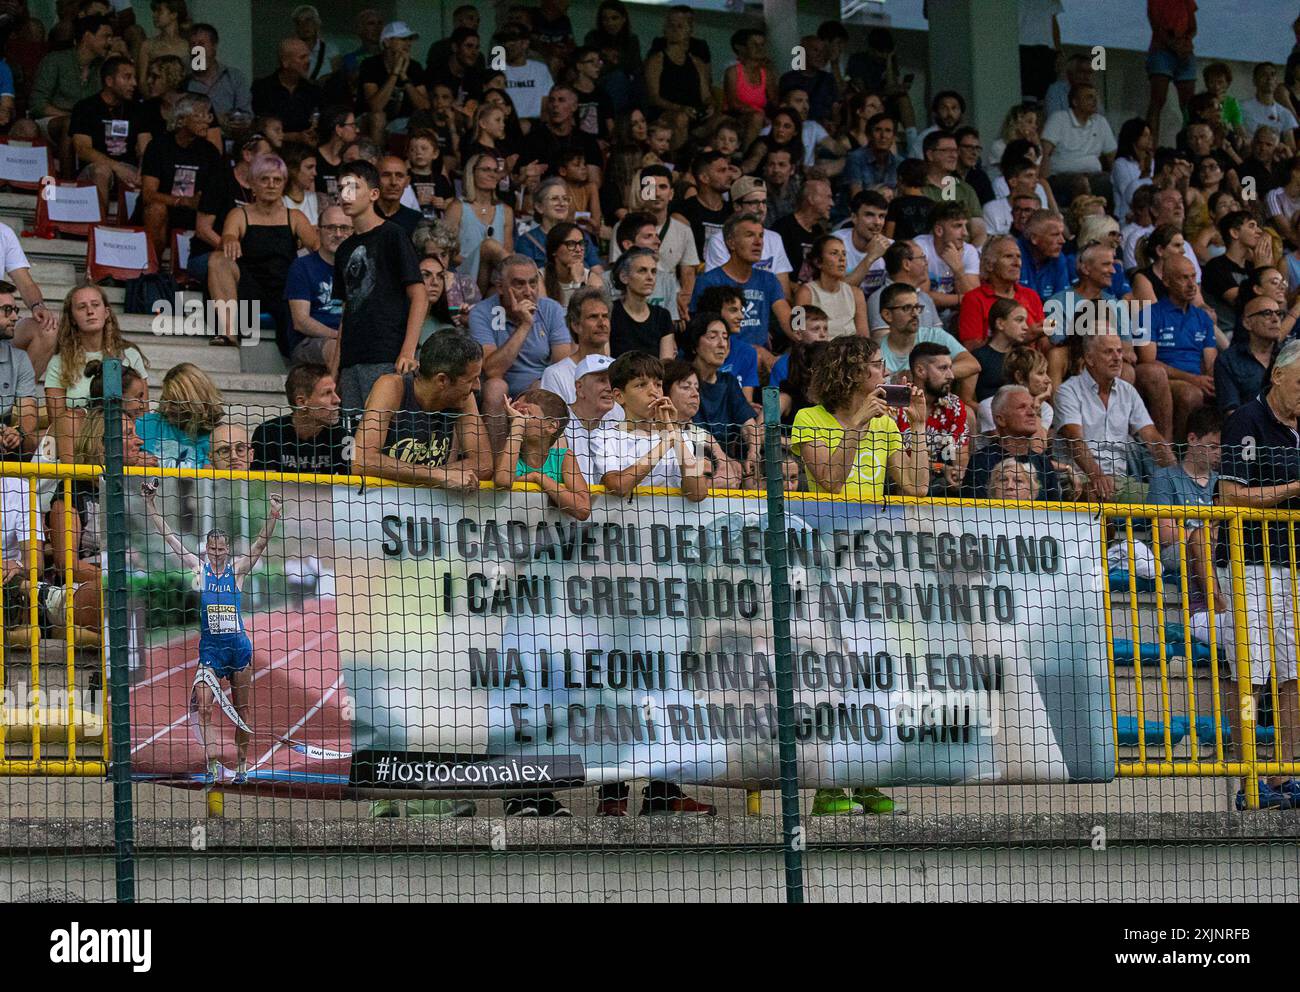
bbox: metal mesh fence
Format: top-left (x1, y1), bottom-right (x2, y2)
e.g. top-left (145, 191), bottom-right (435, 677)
top-left (3, 380), bottom-right (1300, 903)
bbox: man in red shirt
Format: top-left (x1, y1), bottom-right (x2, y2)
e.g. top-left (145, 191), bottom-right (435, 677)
top-left (956, 235), bottom-right (1045, 347)
top-left (1146, 0), bottom-right (1198, 131)
top-left (894, 341), bottom-right (975, 496)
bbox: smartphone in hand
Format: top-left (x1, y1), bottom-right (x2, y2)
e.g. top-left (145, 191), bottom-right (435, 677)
top-left (881, 384), bottom-right (911, 408)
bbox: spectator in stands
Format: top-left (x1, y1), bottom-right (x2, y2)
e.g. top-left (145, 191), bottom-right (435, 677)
top-left (30, 13), bottom-right (116, 173)
top-left (986, 457), bottom-right (1040, 500)
top-left (182, 132), bottom-right (268, 291)
top-left (251, 37), bottom-right (322, 146)
top-left (1055, 329), bottom-right (1174, 502)
top-left (897, 341), bottom-right (975, 495)
top-left (1150, 253), bottom-right (1218, 440)
top-left (542, 222), bottom-right (604, 307)
top-left (1144, 0), bottom-right (1197, 129)
top-left (920, 130), bottom-right (981, 222)
top-left (834, 190), bottom-right (892, 298)
top-left (672, 150), bottom-right (731, 258)
top-left (772, 174), bottom-right (832, 281)
top-left (284, 204), bottom-right (349, 367)
top-left (982, 159), bottom-right (1043, 238)
top-left (643, 6), bottom-right (713, 152)
top-left (352, 330), bottom-right (491, 487)
top-left (140, 93), bottom-right (223, 263)
top-left (609, 248), bottom-right (673, 359)
top-left (972, 297), bottom-right (1034, 403)
top-left (209, 422), bottom-right (251, 472)
top-left (702, 176), bottom-right (793, 295)
top-left (443, 154), bottom-right (513, 295)
top-left (291, 4), bottom-right (338, 82)
top-left (954, 125), bottom-right (994, 205)
top-left (957, 235), bottom-right (1046, 346)
top-left (615, 166), bottom-right (697, 318)
top-left (135, 362), bottom-right (223, 468)
top-left (564, 352), bottom-right (617, 482)
top-left (682, 310), bottom-right (760, 479)
top-left (494, 387), bottom-right (591, 520)
top-left (494, 22), bottom-right (554, 123)
top-left (773, 307), bottom-right (827, 422)
top-left (867, 239), bottom-right (942, 333)
top-left (1215, 338), bottom-right (1300, 809)
top-left (0, 280), bottom-right (37, 458)
top-left (845, 113), bottom-right (903, 196)
top-left (186, 23), bottom-right (251, 126)
top-left (426, 25), bottom-right (485, 107)
top-left (359, 21), bottom-right (429, 145)
top-left (68, 54), bottom-right (144, 212)
top-left (1149, 403), bottom-right (1220, 636)
top-left (964, 385), bottom-right (1063, 500)
top-left (1, 467), bottom-right (42, 636)
top-left (313, 106), bottom-right (356, 202)
top-left (662, 358), bottom-right (742, 490)
top-left (372, 155), bottom-right (420, 236)
top-left (209, 153), bottom-right (318, 352)
top-left (1018, 209), bottom-right (1074, 300)
top-left (516, 177), bottom-right (596, 272)
top-left (45, 285), bottom-right (147, 462)
top-left (470, 254), bottom-right (572, 451)
top-left (793, 235), bottom-right (868, 339)
top-left (1241, 62), bottom-right (1299, 152)
top-left (915, 201), bottom-right (980, 326)
top-left (330, 160), bottom-right (425, 412)
top-left (540, 287), bottom-right (611, 403)
top-left (595, 349), bottom-right (710, 507)
top-left (912, 89), bottom-right (964, 158)
top-left (975, 345), bottom-right (1054, 435)
top-left (342, 9), bottom-right (384, 80)
top-left (1041, 82), bottom-right (1116, 206)
top-left (877, 282), bottom-right (976, 387)
top-left (86, 358), bottom-right (149, 421)
top-left (1202, 211), bottom-right (1269, 332)
top-left (136, 0), bottom-right (189, 86)
top-left (280, 141), bottom-right (320, 226)
top-left (692, 212), bottom-right (793, 364)
top-left (883, 159), bottom-right (936, 241)
top-left (1217, 294), bottom-right (1288, 417)
top-left (1130, 224), bottom-right (1185, 305)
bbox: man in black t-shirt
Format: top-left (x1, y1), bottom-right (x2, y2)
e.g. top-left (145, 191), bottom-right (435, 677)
top-left (252, 363), bottom-right (353, 475)
top-left (140, 93), bottom-right (224, 262)
top-left (1202, 210), bottom-right (1263, 333)
top-left (772, 175), bottom-right (831, 282)
top-left (69, 55), bottom-right (145, 212)
top-left (251, 38), bottom-right (322, 143)
top-left (423, 26), bottom-right (485, 107)
top-left (514, 85), bottom-right (603, 186)
top-left (671, 150), bottom-right (732, 259)
top-left (331, 160), bottom-right (427, 413)
top-left (357, 21), bottom-right (430, 144)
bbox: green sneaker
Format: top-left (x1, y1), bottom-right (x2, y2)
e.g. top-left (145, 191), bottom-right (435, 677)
top-left (405, 799), bottom-right (477, 818)
top-left (369, 799), bottom-right (401, 818)
top-left (811, 788), bottom-right (863, 816)
top-left (852, 788), bottom-right (895, 814)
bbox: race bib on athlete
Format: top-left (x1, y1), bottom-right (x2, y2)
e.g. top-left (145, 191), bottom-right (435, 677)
top-left (205, 604), bottom-right (239, 635)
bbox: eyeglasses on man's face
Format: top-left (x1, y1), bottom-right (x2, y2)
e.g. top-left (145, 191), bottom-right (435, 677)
top-left (0, 305), bottom-right (21, 316)
top-left (885, 303), bottom-right (924, 314)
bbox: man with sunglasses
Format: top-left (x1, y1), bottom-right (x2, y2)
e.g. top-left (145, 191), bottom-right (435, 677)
top-left (1216, 295), bottom-right (1289, 418)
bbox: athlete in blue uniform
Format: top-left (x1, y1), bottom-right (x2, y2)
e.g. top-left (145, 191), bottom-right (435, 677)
top-left (143, 481), bottom-right (284, 785)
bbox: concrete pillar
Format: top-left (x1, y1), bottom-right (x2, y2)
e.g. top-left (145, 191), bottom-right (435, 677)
top-left (925, 0), bottom-right (1022, 150)
top-left (763, 0), bottom-right (801, 83)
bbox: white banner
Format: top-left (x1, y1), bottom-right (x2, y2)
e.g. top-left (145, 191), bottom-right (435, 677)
top-left (0, 143), bottom-right (47, 185)
top-left (93, 226), bottom-right (148, 270)
top-left (47, 184), bottom-right (102, 223)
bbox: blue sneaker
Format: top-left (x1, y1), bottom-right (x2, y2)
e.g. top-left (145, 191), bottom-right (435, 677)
top-left (1236, 780), bottom-right (1295, 810)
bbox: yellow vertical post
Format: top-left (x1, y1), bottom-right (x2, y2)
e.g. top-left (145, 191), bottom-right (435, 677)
top-left (28, 484), bottom-right (40, 763)
top-left (1101, 515), bottom-right (1120, 761)
top-left (1125, 517), bottom-right (1147, 764)
top-left (1261, 524), bottom-right (1282, 778)
top-left (1150, 515), bottom-right (1173, 762)
top-left (62, 477), bottom-right (76, 760)
top-left (207, 789), bottom-right (224, 817)
top-left (1288, 522), bottom-right (1300, 778)
top-left (1203, 520), bottom-right (1226, 764)
top-left (1228, 515), bottom-right (1259, 808)
top-left (746, 789), bottom-right (761, 815)
top-left (1175, 517), bottom-right (1198, 761)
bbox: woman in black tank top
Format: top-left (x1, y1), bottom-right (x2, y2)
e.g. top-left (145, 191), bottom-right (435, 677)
top-left (210, 154), bottom-right (319, 349)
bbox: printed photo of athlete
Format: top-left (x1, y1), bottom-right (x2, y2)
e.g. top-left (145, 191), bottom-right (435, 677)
top-left (142, 479), bottom-right (284, 785)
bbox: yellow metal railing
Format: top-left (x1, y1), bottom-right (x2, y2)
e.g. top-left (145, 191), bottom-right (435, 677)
top-left (3, 462), bottom-right (1297, 810)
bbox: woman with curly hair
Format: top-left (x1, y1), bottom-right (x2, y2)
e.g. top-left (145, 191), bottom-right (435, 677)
top-left (44, 285), bottom-right (148, 463)
top-left (137, 0), bottom-right (190, 86)
top-left (135, 362), bottom-right (225, 468)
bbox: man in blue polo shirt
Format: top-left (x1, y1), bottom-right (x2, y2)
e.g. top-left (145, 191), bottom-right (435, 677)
top-left (1018, 209), bottom-right (1075, 300)
top-left (691, 212), bottom-right (793, 369)
top-left (1215, 338), bottom-right (1300, 809)
top-left (1150, 253), bottom-right (1217, 441)
top-left (469, 254), bottom-right (572, 449)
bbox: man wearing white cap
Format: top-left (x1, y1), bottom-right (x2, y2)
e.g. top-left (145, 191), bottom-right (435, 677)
top-left (359, 21), bottom-right (429, 144)
top-left (564, 352), bottom-right (621, 485)
top-left (292, 5), bottom-right (339, 81)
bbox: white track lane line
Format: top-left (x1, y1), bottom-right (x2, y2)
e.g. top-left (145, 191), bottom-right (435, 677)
top-left (129, 631), bottom-right (330, 754)
top-left (251, 676), bottom-right (344, 769)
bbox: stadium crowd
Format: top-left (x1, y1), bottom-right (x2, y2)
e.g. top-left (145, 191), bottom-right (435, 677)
top-left (3, 0), bottom-right (1300, 812)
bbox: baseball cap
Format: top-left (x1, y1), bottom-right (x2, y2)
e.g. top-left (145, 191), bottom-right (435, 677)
top-left (730, 176), bottom-right (767, 203)
top-left (380, 20), bottom-right (419, 43)
top-left (574, 354), bottom-right (614, 381)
